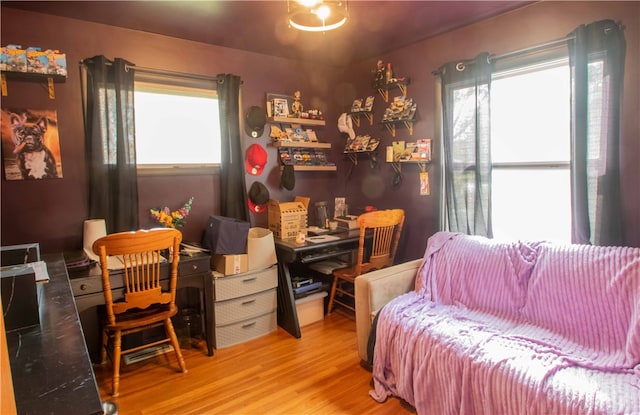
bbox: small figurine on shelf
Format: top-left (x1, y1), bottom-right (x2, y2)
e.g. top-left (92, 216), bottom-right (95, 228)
top-left (290, 90), bottom-right (304, 118)
top-left (385, 62), bottom-right (394, 84)
top-left (373, 59), bottom-right (385, 88)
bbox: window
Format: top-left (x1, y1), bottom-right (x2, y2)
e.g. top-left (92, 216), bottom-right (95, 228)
top-left (490, 59), bottom-right (571, 242)
top-left (134, 76), bottom-right (221, 172)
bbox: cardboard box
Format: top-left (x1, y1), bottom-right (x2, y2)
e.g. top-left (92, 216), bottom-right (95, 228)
top-left (212, 254), bottom-right (248, 276)
top-left (295, 291), bottom-right (327, 327)
top-left (268, 199), bottom-right (308, 240)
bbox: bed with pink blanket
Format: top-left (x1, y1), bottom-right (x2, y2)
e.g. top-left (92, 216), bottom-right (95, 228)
top-left (370, 232), bottom-right (640, 414)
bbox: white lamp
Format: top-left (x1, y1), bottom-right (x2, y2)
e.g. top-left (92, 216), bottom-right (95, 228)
top-left (288, 0), bottom-right (349, 32)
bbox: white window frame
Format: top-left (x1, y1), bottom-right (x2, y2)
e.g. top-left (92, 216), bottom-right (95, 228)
top-left (133, 73), bottom-right (221, 176)
top-left (489, 56), bottom-right (572, 242)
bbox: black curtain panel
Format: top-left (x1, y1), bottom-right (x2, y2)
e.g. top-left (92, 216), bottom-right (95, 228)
top-left (568, 20), bottom-right (626, 246)
top-left (217, 73), bottom-right (249, 221)
top-left (80, 56), bottom-right (139, 233)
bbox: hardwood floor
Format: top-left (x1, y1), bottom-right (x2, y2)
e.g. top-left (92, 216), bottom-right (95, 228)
top-left (93, 310), bottom-right (416, 415)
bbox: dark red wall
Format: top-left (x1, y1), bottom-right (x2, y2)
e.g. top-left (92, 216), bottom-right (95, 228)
top-left (2, 1), bottom-right (638, 263)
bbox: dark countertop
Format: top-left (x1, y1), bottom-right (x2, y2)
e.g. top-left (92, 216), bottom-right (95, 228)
top-left (4, 253), bottom-right (103, 415)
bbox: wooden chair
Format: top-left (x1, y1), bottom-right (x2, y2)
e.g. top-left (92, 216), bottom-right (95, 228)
top-left (328, 209), bottom-right (405, 314)
top-left (92, 228), bottom-right (187, 397)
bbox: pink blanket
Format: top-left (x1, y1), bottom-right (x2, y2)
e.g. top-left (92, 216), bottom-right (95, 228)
top-left (371, 232), bottom-right (640, 414)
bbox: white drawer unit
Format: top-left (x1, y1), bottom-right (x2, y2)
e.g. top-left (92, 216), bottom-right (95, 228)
top-left (212, 265), bottom-right (278, 348)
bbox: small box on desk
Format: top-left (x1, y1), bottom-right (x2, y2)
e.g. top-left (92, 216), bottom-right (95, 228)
top-left (212, 254), bottom-right (248, 276)
top-left (268, 199), bottom-right (308, 240)
top-left (335, 215), bottom-right (359, 230)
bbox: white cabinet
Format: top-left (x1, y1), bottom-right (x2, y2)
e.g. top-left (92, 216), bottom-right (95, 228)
top-left (212, 265), bottom-right (278, 348)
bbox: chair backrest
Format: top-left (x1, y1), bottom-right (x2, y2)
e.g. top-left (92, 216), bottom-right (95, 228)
top-left (353, 209), bottom-right (405, 276)
top-left (92, 228), bottom-right (182, 325)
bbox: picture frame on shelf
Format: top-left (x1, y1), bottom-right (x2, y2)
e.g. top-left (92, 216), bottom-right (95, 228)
top-left (273, 98), bottom-right (289, 117)
top-left (266, 93), bottom-right (293, 118)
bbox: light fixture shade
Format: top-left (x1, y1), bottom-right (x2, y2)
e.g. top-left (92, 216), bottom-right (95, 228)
top-left (288, 1), bottom-right (349, 32)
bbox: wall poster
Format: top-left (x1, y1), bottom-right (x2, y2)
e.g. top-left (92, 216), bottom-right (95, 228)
top-left (1, 108), bottom-right (63, 180)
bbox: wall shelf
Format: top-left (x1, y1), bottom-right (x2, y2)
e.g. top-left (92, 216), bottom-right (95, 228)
top-left (348, 111), bottom-right (373, 127)
top-left (388, 159), bottom-right (431, 174)
top-left (375, 78), bottom-right (410, 103)
top-left (284, 165), bottom-right (337, 171)
top-left (267, 116), bottom-right (325, 126)
top-left (343, 150), bottom-right (377, 166)
top-left (272, 141), bottom-right (331, 149)
top-left (382, 119), bottom-right (414, 137)
top-left (1, 71), bottom-right (66, 99)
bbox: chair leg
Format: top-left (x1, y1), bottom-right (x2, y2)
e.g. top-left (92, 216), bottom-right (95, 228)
top-left (165, 318), bottom-right (187, 373)
top-left (100, 328), bottom-right (108, 365)
top-left (327, 275), bottom-right (339, 315)
top-left (111, 330), bottom-right (122, 398)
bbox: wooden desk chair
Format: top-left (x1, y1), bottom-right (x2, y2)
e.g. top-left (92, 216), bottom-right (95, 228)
top-left (328, 209), bottom-right (405, 314)
top-left (93, 228), bottom-right (187, 397)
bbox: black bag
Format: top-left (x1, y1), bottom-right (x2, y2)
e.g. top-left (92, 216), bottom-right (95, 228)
top-left (201, 216), bottom-right (250, 254)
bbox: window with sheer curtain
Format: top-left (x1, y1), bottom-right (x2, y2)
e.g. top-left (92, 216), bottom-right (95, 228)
top-left (439, 20), bottom-right (626, 246)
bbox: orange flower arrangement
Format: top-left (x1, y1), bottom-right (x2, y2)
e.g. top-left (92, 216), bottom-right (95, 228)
top-left (150, 197), bottom-right (194, 229)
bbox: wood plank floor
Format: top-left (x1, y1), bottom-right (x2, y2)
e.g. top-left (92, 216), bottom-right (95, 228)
top-left (93, 310), bottom-right (416, 415)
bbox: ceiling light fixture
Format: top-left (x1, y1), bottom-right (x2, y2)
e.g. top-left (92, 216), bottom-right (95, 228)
top-left (288, 0), bottom-right (349, 33)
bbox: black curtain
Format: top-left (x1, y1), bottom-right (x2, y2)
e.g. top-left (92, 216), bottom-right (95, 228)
top-left (439, 53), bottom-right (493, 237)
top-left (80, 56), bottom-right (138, 233)
top-left (217, 73), bottom-right (249, 221)
top-left (568, 20), bottom-right (626, 245)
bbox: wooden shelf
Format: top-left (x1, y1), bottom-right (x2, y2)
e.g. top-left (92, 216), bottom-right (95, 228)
top-left (287, 165), bottom-right (336, 171)
top-left (375, 78), bottom-right (410, 102)
top-left (268, 116), bottom-right (325, 126)
top-left (1, 71), bottom-right (67, 83)
top-left (1, 71), bottom-right (66, 99)
top-left (343, 150), bottom-right (378, 166)
top-left (272, 141), bottom-right (331, 149)
top-left (388, 159), bottom-right (431, 174)
top-left (348, 111), bottom-right (373, 127)
top-left (382, 119), bottom-right (414, 137)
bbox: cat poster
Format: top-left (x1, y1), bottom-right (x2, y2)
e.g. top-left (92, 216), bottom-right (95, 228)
top-left (1, 108), bottom-right (63, 180)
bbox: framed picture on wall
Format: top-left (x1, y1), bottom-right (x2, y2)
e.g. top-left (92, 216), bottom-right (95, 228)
top-left (1, 108), bottom-right (64, 180)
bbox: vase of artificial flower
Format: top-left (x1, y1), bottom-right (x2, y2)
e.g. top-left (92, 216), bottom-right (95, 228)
top-left (150, 197), bottom-right (194, 260)
top-left (150, 197), bottom-right (194, 229)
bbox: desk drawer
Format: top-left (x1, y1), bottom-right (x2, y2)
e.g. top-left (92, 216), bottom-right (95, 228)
top-left (214, 266), bottom-right (277, 301)
top-left (214, 288), bottom-right (276, 326)
top-left (214, 311), bottom-right (276, 349)
top-left (178, 255), bottom-right (210, 277)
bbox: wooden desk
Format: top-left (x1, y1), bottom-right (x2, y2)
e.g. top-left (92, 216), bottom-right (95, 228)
top-left (275, 229), bottom-right (361, 338)
top-left (68, 252), bottom-right (214, 360)
top-left (4, 254), bottom-right (103, 415)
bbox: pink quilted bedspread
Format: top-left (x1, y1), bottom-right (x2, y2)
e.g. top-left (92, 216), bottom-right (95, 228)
top-left (370, 232), bottom-right (640, 414)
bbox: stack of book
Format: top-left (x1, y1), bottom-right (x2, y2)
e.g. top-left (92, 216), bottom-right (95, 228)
top-left (292, 276), bottom-right (323, 297)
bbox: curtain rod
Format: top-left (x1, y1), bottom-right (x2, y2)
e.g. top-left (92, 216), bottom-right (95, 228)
top-left (80, 59), bottom-right (228, 83)
top-left (488, 34), bottom-right (575, 62)
top-left (124, 64), bottom-right (225, 83)
top-left (432, 33), bottom-right (575, 75)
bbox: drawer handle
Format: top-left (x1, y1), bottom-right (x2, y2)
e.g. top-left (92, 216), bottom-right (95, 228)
top-left (80, 284), bottom-right (87, 291)
top-left (242, 277), bottom-right (257, 283)
top-left (192, 265), bottom-right (198, 271)
top-left (242, 321), bottom-right (256, 329)
top-left (241, 299), bottom-right (256, 306)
